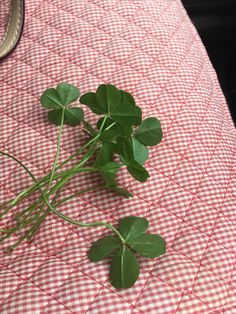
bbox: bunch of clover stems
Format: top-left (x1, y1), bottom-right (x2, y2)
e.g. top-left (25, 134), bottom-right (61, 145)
top-left (0, 83), bottom-right (166, 289)
top-left (0, 111), bottom-right (121, 248)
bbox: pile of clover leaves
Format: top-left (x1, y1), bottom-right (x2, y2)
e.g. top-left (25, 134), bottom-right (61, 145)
top-left (0, 83), bottom-right (166, 289)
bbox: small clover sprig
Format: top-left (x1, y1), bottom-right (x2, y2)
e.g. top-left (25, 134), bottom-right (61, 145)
top-left (89, 216), bottom-right (166, 289)
top-left (0, 82), bottom-right (165, 289)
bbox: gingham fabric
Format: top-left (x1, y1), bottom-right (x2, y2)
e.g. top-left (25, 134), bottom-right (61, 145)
top-left (0, 0), bottom-right (236, 313)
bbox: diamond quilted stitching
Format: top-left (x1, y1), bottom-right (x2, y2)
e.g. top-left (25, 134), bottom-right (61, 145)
top-left (177, 293), bottom-right (211, 314)
top-left (74, 204), bottom-right (115, 242)
top-left (223, 286), bottom-right (236, 313)
top-left (0, 269), bottom-right (24, 304)
top-left (56, 232), bottom-right (89, 266)
top-left (0, 0), bottom-right (236, 313)
top-left (31, 258), bottom-right (74, 295)
top-left (41, 299), bottom-right (72, 314)
top-left (87, 288), bottom-right (133, 314)
top-left (201, 238), bottom-right (235, 282)
top-left (33, 216), bottom-right (70, 254)
top-left (23, 18), bottom-right (47, 41)
top-left (135, 276), bottom-right (182, 314)
top-left (119, 23), bottom-right (146, 46)
top-left (87, 55), bottom-right (118, 81)
top-left (151, 250), bottom-right (199, 292)
top-left (6, 247), bottom-right (48, 280)
top-left (4, 124), bottom-right (42, 159)
top-left (184, 197), bottom-right (218, 235)
top-left (24, 72), bottom-right (55, 98)
top-left (159, 180), bottom-right (194, 219)
top-left (105, 271), bottom-right (150, 306)
top-left (52, 37), bottom-right (81, 59)
top-left (33, 3), bottom-right (57, 23)
top-left (172, 159), bottom-right (204, 193)
top-left (54, 270), bottom-right (102, 313)
top-left (71, 45), bottom-right (100, 70)
top-left (3, 61), bottom-right (36, 90)
top-left (0, 115), bottom-right (18, 145)
top-left (221, 192), bottom-right (236, 222)
top-left (212, 214), bottom-right (236, 253)
top-left (0, 282), bottom-right (50, 314)
top-left (129, 166), bottom-right (170, 204)
top-left (185, 138), bottom-right (214, 170)
top-left (113, 195), bottom-right (151, 220)
top-left (3, 91), bottom-right (38, 122)
top-left (105, 37), bottom-right (135, 63)
top-left (172, 222), bottom-right (209, 263)
top-left (192, 267), bottom-right (229, 309)
top-left (133, 78), bottom-right (162, 105)
top-left (197, 175), bottom-right (227, 209)
top-left (61, 0), bottom-right (87, 16)
top-left (39, 54), bottom-right (67, 80)
top-left (147, 203), bottom-right (182, 246)
top-left (99, 12), bottom-right (127, 35)
top-left (83, 29), bottom-right (112, 52)
top-left (149, 143), bottom-right (182, 178)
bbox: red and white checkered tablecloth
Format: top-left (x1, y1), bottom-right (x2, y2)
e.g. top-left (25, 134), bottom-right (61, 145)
top-left (0, 0), bottom-right (236, 313)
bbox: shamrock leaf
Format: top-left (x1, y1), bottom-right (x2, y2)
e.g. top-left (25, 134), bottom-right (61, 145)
top-left (127, 159), bottom-right (150, 182)
top-left (135, 117), bottom-right (163, 146)
top-left (119, 90), bottom-right (135, 106)
top-left (95, 143), bottom-right (114, 167)
top-left (57, 82), bottom-right (81, 106)
top-left (40, 82), bottom-right (80, 108)
top-left (111, 102), bottom-right (142, 126)
top-left (80, 84), bottom-right (142, 126)
top-left (41, 83), bottom-right (83, 126)
top-left (96, 84), bottom-right (121, 114)
top-left (111, 187), bottom-right (133, 199)
top-left (88, 236), bottom-right (121, 262)
top-left (88, 216), bottom-right (166, 289)
top-left (110, 246), bottom-right (140, 289)
top-left (128, 233), bottom-right (166, 258)
top-left (97, 161), bottom-right (121, 187)
top-left (118, 216), bottom-right (148, 242)
top-left (80, 92), bottom-right (104, 114)
top-left (80, 84), bottom-right (120, 115)
top-left (132, 138), bottom-right (149, 165)
top-left (116, 136), bottom-right (134, 164)
top-left (97, 117), bottom-right (132, 142)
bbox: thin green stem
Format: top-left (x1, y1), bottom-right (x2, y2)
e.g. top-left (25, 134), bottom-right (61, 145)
top-left (1, 116), bottom-right (110, 210)
top-left (49, 147), bottom-right (98, 195)
top-left (8, 167), bottom-right (97, 208)
top-left (54, 184), bottom-right (105, 207)
top-left (0, 151), bottom-right (38, 185)
top-left (26, 189), bottom-right (62, 241)
top-left (51, 206), bottom-right (125, 243)
top-left (47, 107), bottom-right (65, 188)
top-left (58, 115), bottom-right (107, 166)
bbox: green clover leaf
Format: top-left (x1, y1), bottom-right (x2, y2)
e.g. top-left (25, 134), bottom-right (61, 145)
top-left (132, 137), bottom-right (149, 165)
top-left (80, 84), bottom-right (142, 126)
top-left (128, 233), bottom-right (166, 258)
top-left (88, 236), bottom-right (121, 262)
top-left (116, 136), bottom-right (134, 164)
top-left (40, 82), bottom-right (80, 108)
top-left (110, 246), bottom-right (140, 289)
top-left (97, 117), bottom-right (132, 142)
top-left (111, 187), bottom-right (133, 199)
top-left (118, 216), bottom-right (149, 241)
top-left (135, 117), bottom-right (163, 146)
top-left (127, 159), bottom-right (150, 182)
top-left (41, 82), bottom-right (83, 126)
